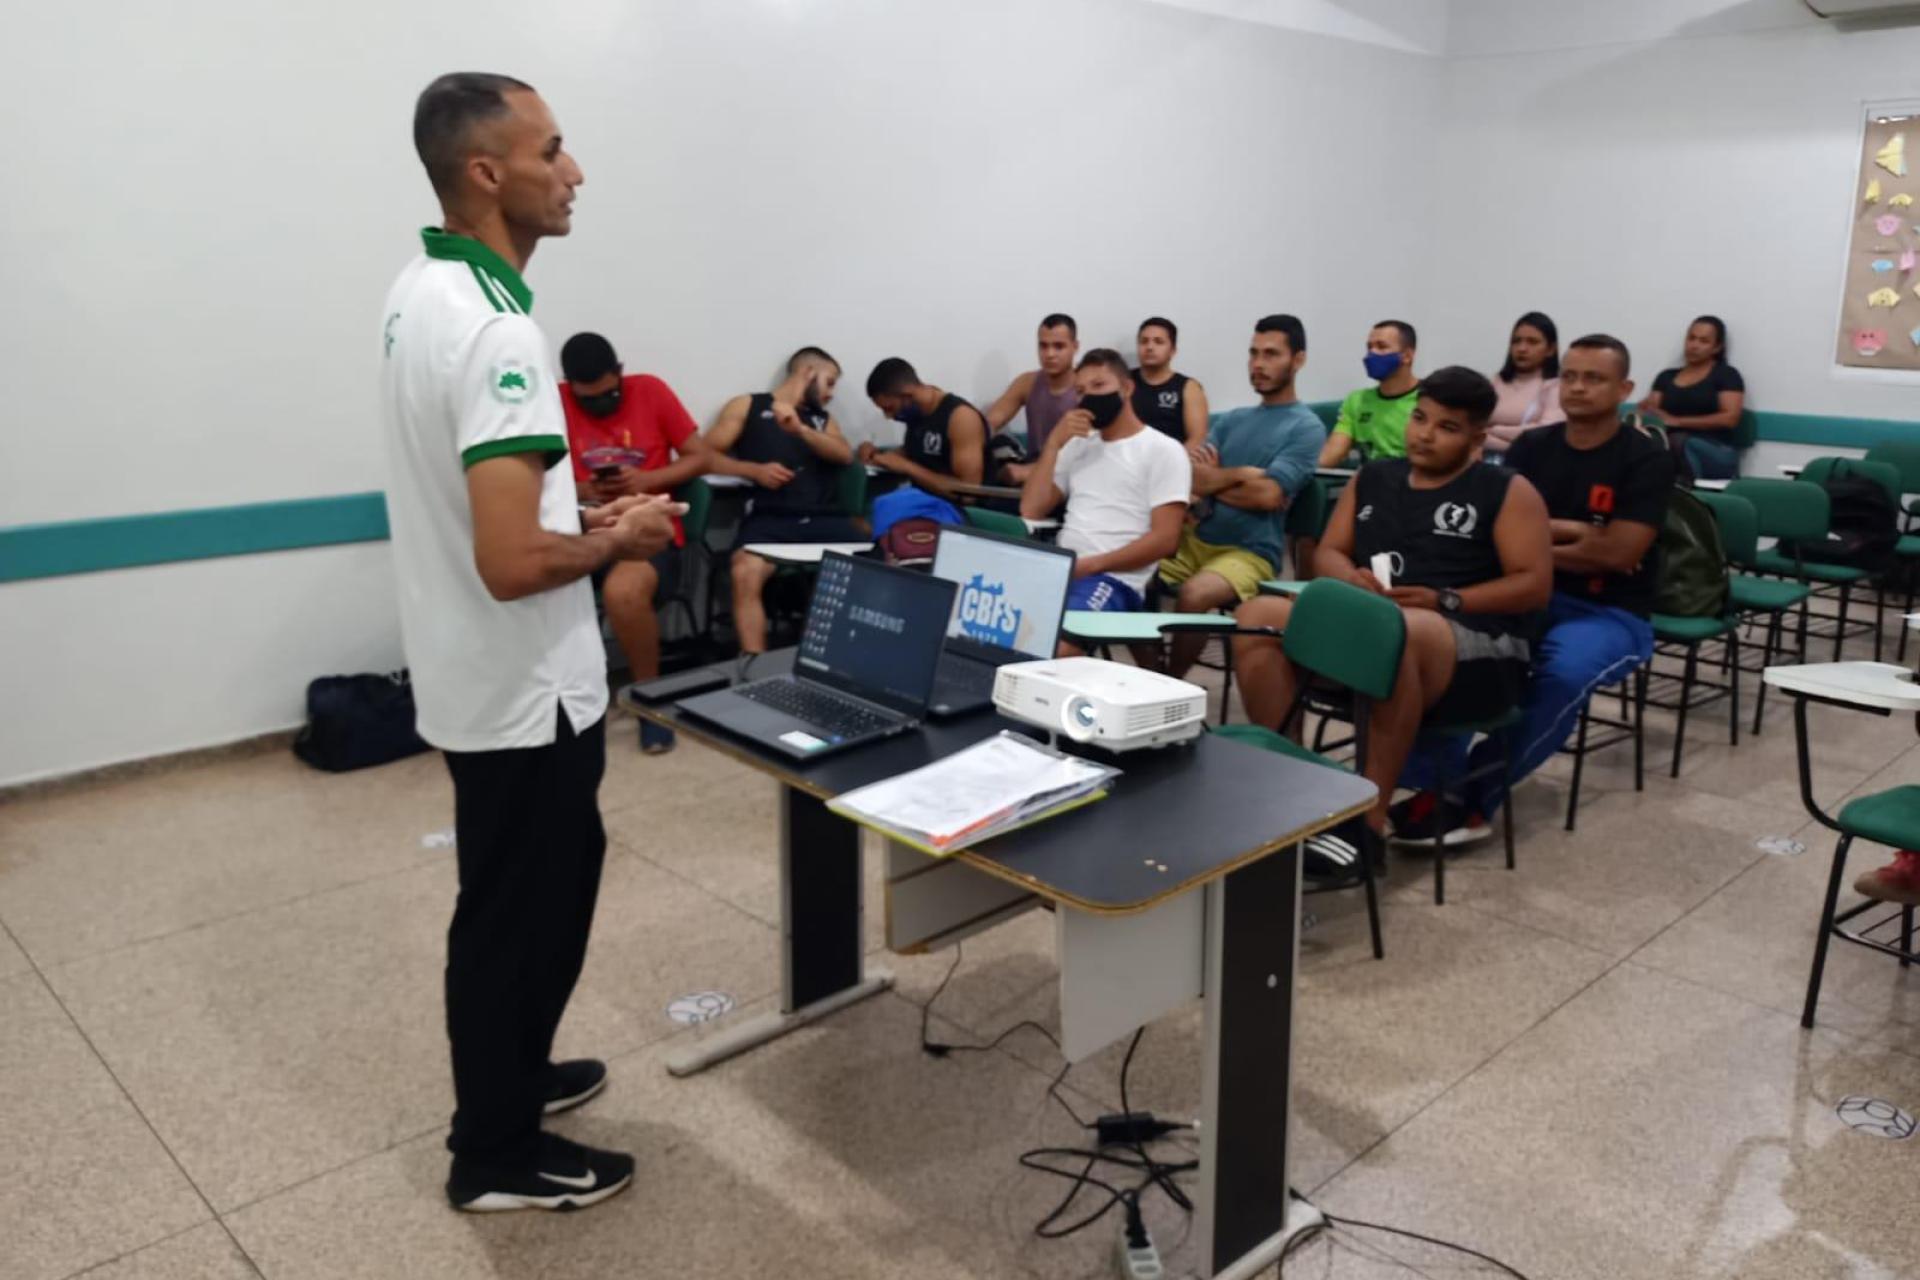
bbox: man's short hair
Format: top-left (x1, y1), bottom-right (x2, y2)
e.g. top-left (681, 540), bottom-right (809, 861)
top-left (1040, 313), bottom-right (1078, 338)
top-left (1373, 319), bottom-right (1417, 350)
top-left (413, 72), bottom-right (534, 198)
top-left (866, 357), bottom-right (920, 398)
top-left (1254, 313), bottom-right (1307, 355)
top-left (1139, 316), bottom-right (1178, 346)
top-left (560, 332), bottom-right (618, 384)
top-left (787, 346), bottom-right (840, 375)
top-left (1076, 348), bottom-right (1131, 382)
top-left (1567, 333), bottom-right (1632, 378)
top-left (1419, 366), bottom-right (1498, 427)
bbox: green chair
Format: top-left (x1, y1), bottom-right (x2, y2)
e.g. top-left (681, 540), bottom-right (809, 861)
top-left (1693, 489), bottom-right (1810, 735)
top-left (1797, 457), bottom-right (1897, 662)
top-left (835, 460), bottom-right (870, 520)
top-left (1647, 611), bottom-right (1741, 777)
top-left (1731, 476), bottom-right (1877, 663)
top-left (1282, 477), bottom-right (1331, 577)
top-left (1864, 439), bottom-right (1920, 534)
top-left (963, 505), bottom-right (1031, 539)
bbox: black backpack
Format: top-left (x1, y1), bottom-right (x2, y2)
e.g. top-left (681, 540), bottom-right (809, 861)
top-left (292, 671), bottom-right (431, 772)
top-left (1653, 488), bottom-right (1730, 618)
top-left (1777, 462), bottom-right (1898, 571)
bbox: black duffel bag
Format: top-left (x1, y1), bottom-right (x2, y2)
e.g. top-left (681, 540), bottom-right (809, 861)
top-left (293, 671), bottom-right (431, 772)
top-left (1776, 463), bottom-right (1898, 572)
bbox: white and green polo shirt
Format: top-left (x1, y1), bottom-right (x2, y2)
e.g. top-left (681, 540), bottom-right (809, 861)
top-left (378, 227), bottom-right (606, 752)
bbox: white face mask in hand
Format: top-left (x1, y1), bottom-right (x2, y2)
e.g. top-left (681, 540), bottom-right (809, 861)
top-left (1370, 552), bottom-right (1395, 591)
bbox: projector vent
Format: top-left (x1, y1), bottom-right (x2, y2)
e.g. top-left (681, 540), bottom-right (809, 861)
top-left (1126, 702), bottom-right (1191, 735)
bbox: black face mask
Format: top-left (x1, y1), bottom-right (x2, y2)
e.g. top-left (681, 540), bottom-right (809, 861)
top-left (1080, 391), bottom-right (1125, 429)
top-left (575, 384), bottom-right (622, 418)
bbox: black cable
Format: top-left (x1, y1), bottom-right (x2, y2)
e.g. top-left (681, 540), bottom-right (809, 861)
top-left (1118, 1027), bottom-right (1192, 1213)
top-left (1043, 1059), bottom-right (1095, 1130)
top-left (1321, 1213), bottom-right (1534, 1279)
top-left (917, 943), bottom-right (1062, 1057)
top-left (1017, 1146), bottom-right (1200, 1239)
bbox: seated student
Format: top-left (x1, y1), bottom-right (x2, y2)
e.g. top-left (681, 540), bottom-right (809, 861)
top-left (1019, 349), bottom-right (1191, 639)
top-left (704, 347), bottom-right (862, 654)
top-left (1394, 335), bottom-right (1673, 844)
top-left (1131, 316), bottom-right (1210, 448)
top-left (1158, 314), bottom-right (1325, 678)
top-left (559, 333), bottom-right (715, 753)
top-left (1234, 367), bottom-right (1553, 858)
top-left (987, 314), bottom-right (1082, 482)
top-left (1317, 320), bottom-right (1420, 468)
top-left (1639, 315), bottom-right (1746, 480)
top-left (859, 358), bottom-right (987, 498)
top-left (1484, 311), bottom-right (1563, 461)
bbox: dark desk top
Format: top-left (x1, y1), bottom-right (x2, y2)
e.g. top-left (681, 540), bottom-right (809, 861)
top-left (622, 651), bottom-right (1376, 915)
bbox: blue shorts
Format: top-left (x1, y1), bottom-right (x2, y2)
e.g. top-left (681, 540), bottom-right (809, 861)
top-left (1066, 574), bottom-right (1144, 614)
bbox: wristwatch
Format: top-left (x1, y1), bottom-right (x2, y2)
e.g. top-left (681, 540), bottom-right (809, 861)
top-left (1437, 588), bottom-right (1463, 614)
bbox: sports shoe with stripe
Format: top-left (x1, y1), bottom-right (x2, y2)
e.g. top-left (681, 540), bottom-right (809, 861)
top-left (448, 1132), bottom-right (635, 1213)
top-left (1387, 790), bottom-right (1492, 848)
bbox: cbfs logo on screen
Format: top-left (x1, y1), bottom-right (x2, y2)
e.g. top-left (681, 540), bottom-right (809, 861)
top-left (956, 573), bottom-right (1023, 649)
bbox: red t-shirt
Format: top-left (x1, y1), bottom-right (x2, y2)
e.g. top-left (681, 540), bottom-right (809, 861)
top-left (560, 373), bottom-right (699, 545)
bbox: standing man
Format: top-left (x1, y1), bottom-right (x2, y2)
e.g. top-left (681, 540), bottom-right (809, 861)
top-left (1391, 336), bottom-right (1672, 845)
top-left (1318, 319), bottom-right (1420, 467)
top-left (1131, 316), bottom-right (1210, 448)
top-left (559, 331), bottom-right (714, 754)
top-left (1157, 315), bottom-right (1325, 678)
top-left (382, 73), bottom-right (676, 1213)
top-left (987, 313), bottom-right (1081, 481)
top-left (860, 357), bottom-right (988, 499)
top-left (704, 348), bottom-right (862, 654)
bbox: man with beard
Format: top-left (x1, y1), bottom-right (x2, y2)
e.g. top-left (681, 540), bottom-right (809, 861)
top-left (1157, 314), bottom-right (1325, 678)
top-left (987, 313), bottom-right (1082, 481)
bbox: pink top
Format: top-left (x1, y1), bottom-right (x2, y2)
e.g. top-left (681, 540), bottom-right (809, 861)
top-left (1486, 372), bottom-right (1562, 452)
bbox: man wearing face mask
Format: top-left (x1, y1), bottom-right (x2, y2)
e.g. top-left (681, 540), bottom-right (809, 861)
top-left (705, 347), bottom-right (861, 654)
top-left (1318, 319), bottom-right (1420, 468)
top-left (859, 358), bottom-right (987, 500)
top-left (559, 333), bottom-right (713, 753)
top-left (1020, 349), bottom-right (1191, 634)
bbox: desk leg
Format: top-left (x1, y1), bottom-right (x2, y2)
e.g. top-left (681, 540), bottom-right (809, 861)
top-left (666, 786), bottom-right (892, 1076)
top-left (1193, 845), bottom-right (1321, 1279)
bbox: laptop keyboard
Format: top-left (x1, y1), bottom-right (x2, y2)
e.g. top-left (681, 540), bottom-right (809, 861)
top-left (738, 678), bottom-right (898, 740)
top-left (933, 656), bottom-right (997, 705)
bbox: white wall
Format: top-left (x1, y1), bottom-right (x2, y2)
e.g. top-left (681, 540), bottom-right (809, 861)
top-left (1427, 2), bottom-right (1920, 476)
top-left (0, 0), bottom-right (1439, 785)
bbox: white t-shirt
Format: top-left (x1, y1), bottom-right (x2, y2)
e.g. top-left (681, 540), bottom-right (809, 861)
top-left (1052, 427), bottom-right (1193, 593)
top-left (378, 228), bottom-right (608, 752)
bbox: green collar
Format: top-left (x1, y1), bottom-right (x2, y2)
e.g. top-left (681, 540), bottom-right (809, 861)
top-left (420, 228), bottom-right (534, 313)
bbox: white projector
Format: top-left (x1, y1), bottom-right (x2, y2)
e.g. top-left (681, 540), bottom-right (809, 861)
top-left (992, 656), bottom-right (1207, 752)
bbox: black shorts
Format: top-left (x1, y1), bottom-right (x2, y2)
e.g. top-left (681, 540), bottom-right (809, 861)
top-left (590, 547), bottom-right (682, 601)
top-left (733, 510), bottom-right (868, 549)
top-left (1428, 621), bottom-right (1530, 727)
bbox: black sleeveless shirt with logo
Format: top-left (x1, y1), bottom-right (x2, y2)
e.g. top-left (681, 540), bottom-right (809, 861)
top-left (1350, 459), bottom-right (1528, 639)
top-left (735, 392), bottom-right (836, 514)
top-left (902, 393), bottom-right (977, 474)
top-left (1130, 370), bottom-right (1190, 441)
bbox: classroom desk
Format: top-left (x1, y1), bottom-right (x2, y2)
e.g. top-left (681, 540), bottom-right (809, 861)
top-left (621, 651), bottom-right (1374, 1277)
top-left (1314, 467), bottom-right (1357, 482)
top-left (1023, 517), bottom-right (1061, 534)
top-left (944, 479), bottom-right (1027, 504)
top-left (742, 541), bottom-right (874, 565)
top-left (707, 465), bottom-right (885, 491)
top-left (1694, 478), bottom-right (1731, 491)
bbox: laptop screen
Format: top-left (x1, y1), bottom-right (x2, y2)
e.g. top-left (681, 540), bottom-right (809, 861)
top-left (797, 554), bottom-right (957, 711)
top-left (931, 528), bottom-right (1074, 660)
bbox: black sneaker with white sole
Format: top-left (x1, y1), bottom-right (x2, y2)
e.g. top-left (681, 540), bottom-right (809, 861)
top-left (447, 1132), bottom-right (635, 1213)
top-left (543, 1059), bottom-right (608, 1116)
top-left (1302, 817), bottom-right (1381, 887)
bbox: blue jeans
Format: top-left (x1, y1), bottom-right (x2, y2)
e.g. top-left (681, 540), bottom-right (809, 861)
top-left (1681, 433), bottom-right (1739, 480)
top-left (1402, 593), bottom-right (1654, 816)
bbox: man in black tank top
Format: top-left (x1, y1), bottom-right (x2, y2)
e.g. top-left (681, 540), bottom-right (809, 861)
top-left (860, 357), bottom-right (987, 500)
top-left (1230, 367), bottom-right (1553, 871)
top-left (1130, 316), bottom-right (1209, 447)
top-left (705, 346), bottom-right (865, 653)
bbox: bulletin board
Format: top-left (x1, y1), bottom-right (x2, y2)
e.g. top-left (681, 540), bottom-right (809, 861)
top-left (1836, 109), bottom-right (1920, 370)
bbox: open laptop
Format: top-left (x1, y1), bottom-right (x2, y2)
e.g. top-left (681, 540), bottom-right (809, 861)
top-left (677, 552), bottom-right (957, 760)
top-left (927, 525), bottom-right (1075, 716)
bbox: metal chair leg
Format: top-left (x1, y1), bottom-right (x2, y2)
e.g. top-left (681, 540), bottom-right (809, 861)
top-left (1903, 905), bottom-right (1915, 970)
top-left (1566, 695), bottom-right (1592, 833)
top-left (1728, 628), bottom-right (1740, 748)
top-left (1501, 734), bottom-right (1516, 872)
top-left (1633, 666), bottom-right (1646, 793)
top-left (1358, 835), bottom-right (1384, 961)
top-left (1803, 833), bottom-right (1855, 1029)
top-left (1433, 762), bottom-right (1447, 907)
top-left (1753, 610), bottom-right (1781, 737)
top-left (1671, 643), bottom-right (1699, 779)
top-left (1834, 582), bottom-right (1851, 662)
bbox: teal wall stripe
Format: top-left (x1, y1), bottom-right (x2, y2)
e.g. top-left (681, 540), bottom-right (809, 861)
top-left (0, 493), bottom-right (390, 584)
top-left (1, 404), bottom-right (1914, 583)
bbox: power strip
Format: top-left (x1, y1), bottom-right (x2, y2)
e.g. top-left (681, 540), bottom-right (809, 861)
top-left (1115, 1226), bottom-right (1163, 1279)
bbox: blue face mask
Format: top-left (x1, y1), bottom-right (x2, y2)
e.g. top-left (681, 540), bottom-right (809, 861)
top-left (894, 400), bottom-right (923, 424)
top-left (1363, 351), bottom-right (1402, 381)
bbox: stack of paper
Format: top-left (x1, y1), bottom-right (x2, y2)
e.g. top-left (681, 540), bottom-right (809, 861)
top-left (828, 732), bottom-right (1118, 856)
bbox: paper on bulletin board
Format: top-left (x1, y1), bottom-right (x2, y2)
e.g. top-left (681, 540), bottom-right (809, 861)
top-left (1838, 116), bottom-right (1920, 371)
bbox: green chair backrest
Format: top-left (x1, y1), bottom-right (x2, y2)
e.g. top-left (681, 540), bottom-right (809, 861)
top-left (1725, 477), bottom-right (1828, 543)
top-left (1284, 477), bottom-right (1330, 538)
top-left (1865, 440), bottom-right (1920, 495)
top-left (1730, 408), bottom-right (1758, 451)
top-left (1691, 489), bottom-right (1758, 568)
top-left (675, 477), bottom-right (713, 546)
top-left (1799, 456), bottom-right (1901, 509)
top-left (963, 505), bottom-right (1029, 539)
top-left (835, 462), bottom-right (869, 518)
top-left (1283, 577), bottom-right (1405, 701)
